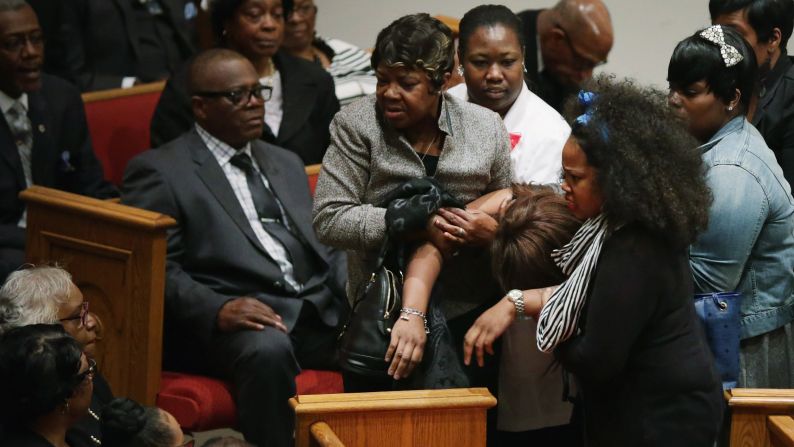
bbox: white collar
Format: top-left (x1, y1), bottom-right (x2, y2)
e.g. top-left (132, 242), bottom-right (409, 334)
top-left (0, 90), bottom-right (28, 114)
top-left (195, 123), bottom-right (253, 167)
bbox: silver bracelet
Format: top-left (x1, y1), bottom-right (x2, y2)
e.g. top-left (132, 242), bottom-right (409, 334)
top-left (400, 307), bottom-right (430, 334)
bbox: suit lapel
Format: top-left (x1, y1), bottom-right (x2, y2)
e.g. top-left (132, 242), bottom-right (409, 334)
top-left (27, 90), bottom-right (57, 187)
top-left (0, 111), bottom-right (24, 189)
top-left (112, 0), bottom-right (141, 61)
top-left (189, 131), bottom-right (269, 256)
top-left (252, 142), bottom-right (326, 260)
top-left (275, 52), bottom-right (317, 144)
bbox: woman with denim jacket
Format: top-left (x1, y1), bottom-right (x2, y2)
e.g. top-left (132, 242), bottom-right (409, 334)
top-left (668, 25), bottom-right (794, 388)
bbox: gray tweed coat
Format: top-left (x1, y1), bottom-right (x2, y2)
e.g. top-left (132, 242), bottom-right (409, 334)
top-left (312, 93), bottom-right (512, 318)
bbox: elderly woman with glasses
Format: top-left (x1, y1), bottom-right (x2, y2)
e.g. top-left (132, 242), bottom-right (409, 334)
top-left (0, 266), bottom-right (112, 447)
top-left (150, 0), bottom-right (339, 165)
top-left (0, 324), bottom-right (95, 446)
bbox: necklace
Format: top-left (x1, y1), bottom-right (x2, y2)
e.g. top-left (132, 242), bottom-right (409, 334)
top-left (88, 407), bottom-right (102, 445)
top-left (416, 132), bottom-right (439, 163)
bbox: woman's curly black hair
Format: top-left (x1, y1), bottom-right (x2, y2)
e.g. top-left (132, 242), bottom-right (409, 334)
top-left (370, 13), bottom-right (455, 91)
top-left (564, 75), bottom-right (712, 248)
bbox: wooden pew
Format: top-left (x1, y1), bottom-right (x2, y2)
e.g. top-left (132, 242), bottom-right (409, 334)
top-left (727, 388), bottom-right (794, 447)
top-left (21, 185), bottom-right (176, 405)
top-left (291, 388), bottom-right (497, 447)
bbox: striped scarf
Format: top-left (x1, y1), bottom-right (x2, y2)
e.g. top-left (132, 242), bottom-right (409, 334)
top-left (537, 213), bottom-right (611, 352)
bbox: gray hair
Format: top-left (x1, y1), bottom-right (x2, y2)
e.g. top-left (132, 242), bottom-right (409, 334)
top-left (0, 266), bottom-right (73, 334)
top-left (0, 0), bottom-right (30, 12)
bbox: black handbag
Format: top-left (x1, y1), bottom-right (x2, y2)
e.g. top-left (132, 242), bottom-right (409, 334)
top-left (338, 241), bottom-right (403, 378)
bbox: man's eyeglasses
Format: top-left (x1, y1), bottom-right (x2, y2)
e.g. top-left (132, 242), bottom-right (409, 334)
top-left (194, 84), bottom-right (273, 106)
top-left (556, 24), bottom-right (607, 72)
top-left (1, 31), bottom-right (44, 53)
top-left (59, 301), bottom-right (89, 328)
top-left (76, 357), bottom-right (97, 384)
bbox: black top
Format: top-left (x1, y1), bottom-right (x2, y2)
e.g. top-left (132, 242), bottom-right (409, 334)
top-left (555, 224), bottom-right (723, 447)
top-left (69, 371), bottom-right (114, 446)
top-left (753, 54), bottom-right (794, 189)
top-left (421, 154), bottom-right (439, 177)
top-left (149, 51), bottom-right (340, 165)
top-left (516, 9), bottom-right (571, 113)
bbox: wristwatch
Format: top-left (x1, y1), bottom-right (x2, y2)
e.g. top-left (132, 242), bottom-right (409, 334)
top-left (507, 289), bottom-right (531, 321)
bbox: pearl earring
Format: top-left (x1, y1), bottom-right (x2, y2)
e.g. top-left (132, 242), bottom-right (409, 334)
top-left (728, 105), bottom-right (734, 111)
top-left (522, 63), bottom-right (528, 73)
top-left (457, 65), bottom-right (464, 76)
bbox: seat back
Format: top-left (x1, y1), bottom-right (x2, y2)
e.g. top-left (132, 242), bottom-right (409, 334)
top-left (21, 186), bottom-right (176, 405)
top-left (82, 81), bottom-right (165, 186)
top-left (291, 388), bottom-right (496, 447)
top-left (305, 164), bottom-right (321, 195)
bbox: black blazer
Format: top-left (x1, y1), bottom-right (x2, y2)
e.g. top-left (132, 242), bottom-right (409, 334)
top-left (55, 0), bottom-right (196, 91)
top-left (0, 74), bottom-right (116, 258)
top-left (517, 8), bottom-right (569, 112)
top-left (121, 130), bottom-right (347, 349)
top-left (753, 55), bottom-right (794, 188)
top-left (150, 51), bottom-right (340, 165)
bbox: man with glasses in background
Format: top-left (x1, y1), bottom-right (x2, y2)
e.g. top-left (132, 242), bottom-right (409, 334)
top-left (517, 0), bottom-right (614, 112)
top-left (0, 0), bottom-right (116, 283)
top-left (122, 48), bottom-right (347, 447)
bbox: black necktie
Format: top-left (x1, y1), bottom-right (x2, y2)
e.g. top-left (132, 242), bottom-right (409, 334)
top-left (230, 152), bottom-right (313, 285)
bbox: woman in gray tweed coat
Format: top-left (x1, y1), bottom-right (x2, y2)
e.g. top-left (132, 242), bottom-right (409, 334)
top-left (312, 13), bottom-right (512, 391)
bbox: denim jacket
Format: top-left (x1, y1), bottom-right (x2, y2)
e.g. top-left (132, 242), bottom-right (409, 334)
top-left (690, 117), bottom-right (794, 339)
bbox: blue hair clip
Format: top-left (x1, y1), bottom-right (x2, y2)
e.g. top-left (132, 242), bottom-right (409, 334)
top-left (574, 90), bottom-right (608, 142)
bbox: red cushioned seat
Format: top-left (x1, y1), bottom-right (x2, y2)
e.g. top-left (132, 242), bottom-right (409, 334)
top-left (82, 82), bottom-right (165, 185)
top-left (157, 369), bottom-right (343, 431)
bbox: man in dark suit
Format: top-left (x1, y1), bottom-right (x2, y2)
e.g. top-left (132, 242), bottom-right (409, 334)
top-left (0, 0), bottom-right (115, 282)
top-left (517, 0), bottom-right (613, 112)
top-left (122, 49), bottom-right (347, 447)
top-left (54, 0), bottom-right (197, 92)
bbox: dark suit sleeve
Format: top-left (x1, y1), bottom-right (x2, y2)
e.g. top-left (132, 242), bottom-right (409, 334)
top-left (555, 230), bottom-right (661, 383)
top-left (149, 66), bottom-right (193, 148)
top-left (121, 155), bottom-right (233, 345)
top-left (59, 80), bottom-right (117, 198)
top-left (59, 0), bottom-right (127, 91)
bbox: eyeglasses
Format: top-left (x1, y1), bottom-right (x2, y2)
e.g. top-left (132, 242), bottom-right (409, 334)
top-left (194, 84), bottom-right (272, 106)
top-left (59, 301), bottom-right (89, 328)
top-left (0, 31), bottom-right (44, 53)
top-left (555, 24), bottom-right (607, 72)
top-left (76, 357), bottom-right (97, 384)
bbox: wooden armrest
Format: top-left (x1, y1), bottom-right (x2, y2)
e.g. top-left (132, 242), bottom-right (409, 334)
top-left (769, 415), bottom-right (794, 447)
top-left (310, 422), bottom-right (344, 447)
top-left (727, 388), bottom-right (794, 411)
top-left (291, 388), bottom-right (496, 446)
